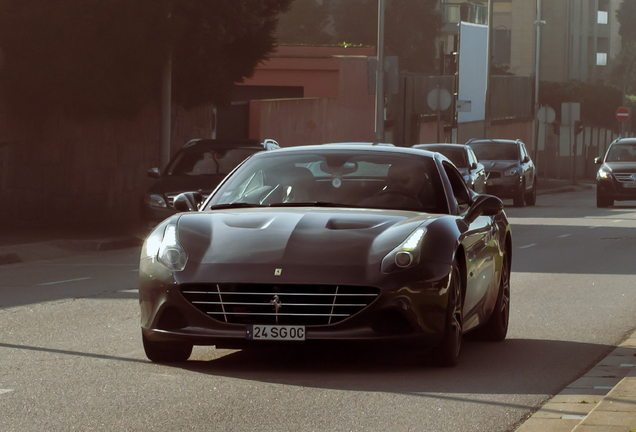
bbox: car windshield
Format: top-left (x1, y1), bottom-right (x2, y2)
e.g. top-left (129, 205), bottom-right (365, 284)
top-left (418, 146), bottom-right (467, 168)
top-left (606, 144), bottom-right (636, 162)
top-left (205, 150), bottom-right (448, 213)
top-left (469, 142), bottom-right (519, 161)
top-left (165, 147), bottom-right (257, 176)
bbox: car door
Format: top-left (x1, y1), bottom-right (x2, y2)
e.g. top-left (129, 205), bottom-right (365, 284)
top-left (519, 143), bottom-right (534, 191)
top-left (442, 162), bottom-right (496, 325)
top-left (467, 148), bottom-right (486, 193)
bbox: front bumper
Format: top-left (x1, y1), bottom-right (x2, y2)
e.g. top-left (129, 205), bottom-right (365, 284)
top-left (139, 260), bottom-right (454, 349)
top-left (597, 178), bottom-right (636, 201)
top-left (484, 175), bottom-right (522, 199)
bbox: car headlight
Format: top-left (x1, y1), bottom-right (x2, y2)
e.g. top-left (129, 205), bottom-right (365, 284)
top-left (144, 193), bottom-right (167, 208)
top-left (504, 168), bottom-right (519, 177)
top-left (597, 169), bottom-right (610, 179)
top-left (381, 227), bottom-right (427, 273)
top-left (141, 222), bottom-right (188, 271)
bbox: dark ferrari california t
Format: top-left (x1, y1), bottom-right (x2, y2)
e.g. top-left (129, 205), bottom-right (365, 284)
top-left (139, 144), bottom-right (512, 366)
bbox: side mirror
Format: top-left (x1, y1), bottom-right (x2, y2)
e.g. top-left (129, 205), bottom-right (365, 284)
top-left (173, 192), bottom-right (203, 213)
top-left (148, 167), bottom-right (160, 178)
top-left (471, 162), bottom-right (478, 170)
top-left (522, 156), bottom-right (530, 163)
top-left (464, 194), bottom-right (504, 224)
top-left (594, 157), bottom-right (603, 165)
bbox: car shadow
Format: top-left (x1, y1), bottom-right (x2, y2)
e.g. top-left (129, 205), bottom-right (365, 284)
top-left (174, 338), bottom-right (626, 398)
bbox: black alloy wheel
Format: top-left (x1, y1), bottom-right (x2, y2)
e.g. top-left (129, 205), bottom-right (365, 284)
top-left (434, 260), bottom-right (463, 367)
top-left (596, 188), bottom-right (614, 208)
top-left (478, 250), bottom-right (510, 341)
top-left (525, 177), bottom-right (537, 206)
top-left (142, 334), bottom-right (193, 363)
top-left (513, 180), bottom-right (525, 207)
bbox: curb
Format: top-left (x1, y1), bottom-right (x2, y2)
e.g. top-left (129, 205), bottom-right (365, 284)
top-left (515, 330), bottom-right (636, 432)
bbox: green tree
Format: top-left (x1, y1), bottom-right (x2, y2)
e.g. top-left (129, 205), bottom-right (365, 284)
top-left (0, 0), bottom-right (292, 119)
top-left (277, 0), bottom-right (442, 74)
top-left (611, 0), bottom-right (636, 94)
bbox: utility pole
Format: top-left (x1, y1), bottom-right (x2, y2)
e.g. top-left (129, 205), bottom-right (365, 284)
top-left (374, 0), bottom-right (386, 143)
top-left (160, 51), bottom-right (172, 171)
top-left (533, 0), bottom-right (546, 164)
top-left (621, 51), bottom-right (636, 137)
top-left (484, 0), bottom-right (494, 139)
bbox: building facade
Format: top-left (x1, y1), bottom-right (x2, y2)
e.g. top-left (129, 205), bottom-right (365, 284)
top-left (439, 0), bottom-right (623, 84)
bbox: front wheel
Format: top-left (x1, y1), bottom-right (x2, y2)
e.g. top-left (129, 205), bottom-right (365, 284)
top-left (143, 334), bottom-right (193, 363)
top-left (596, 189), bottom-right (613, 208)
top-left (478, 250), bottom-right (510, 341)
top-left (513, 180), bottom-right (525, 207)
top-left (433, 260), bottom-right (463, 367)
top-left (525, 178), bottom-right (537, 206)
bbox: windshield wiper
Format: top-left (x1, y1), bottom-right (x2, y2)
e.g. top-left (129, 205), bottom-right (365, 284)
top-left (268, 202), bottom-right (360, 208)
top-left (208, 202), bottom-right (263, 210)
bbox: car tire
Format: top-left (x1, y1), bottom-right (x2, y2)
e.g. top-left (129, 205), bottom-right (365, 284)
top-left (596, 189), bottom-right (613, 208)
top-left (477, 249), bottom-right (510, 342)
top-left (525, 178), bottom-right (537, 206)
top-left (433, 260), bottom-right (463, 367)
top-left (142, 333), bottom-right (193, 363)
top-left (513, 180), bottom-right (525, 207)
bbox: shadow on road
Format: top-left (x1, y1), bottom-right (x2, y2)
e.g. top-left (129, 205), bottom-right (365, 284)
top-left (174, 338), bottom-right (627, 399)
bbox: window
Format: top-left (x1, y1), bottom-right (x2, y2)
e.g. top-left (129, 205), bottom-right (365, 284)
top-left (597, 11), bottom-right (608, 24)
top-left (597, 53), bottom-right (608, 66)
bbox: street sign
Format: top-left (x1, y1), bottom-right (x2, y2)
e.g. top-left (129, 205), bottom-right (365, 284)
top-left (456, 100), bottom-right (472, 112)
top-left (427, 87), bottom-right (452, 111)
top-left (537, 105), bottom-right (555, 124)
top-left (616, 107), bottom-right (631, 122)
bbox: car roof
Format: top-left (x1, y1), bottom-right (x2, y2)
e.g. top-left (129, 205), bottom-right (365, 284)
top-left (266, 143), bottom-right (438, 158)
top-left (467, 138), bottom-right (520, 145)
top-left (612, 138), bottom-right (636, 145)
top-left (413, 143), bottom-right (468, 149)
top-left (182, 139), bottom-right (275, 150)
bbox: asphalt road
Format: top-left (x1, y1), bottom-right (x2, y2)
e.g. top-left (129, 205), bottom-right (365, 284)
top-left (0, 189), bottom-right (635, 432)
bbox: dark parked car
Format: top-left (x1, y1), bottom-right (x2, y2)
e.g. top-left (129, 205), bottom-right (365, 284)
top-left (142, 139), bottom-right (279, 227)
top-left (595, 138), bottom-right (636, 207)
top-left (413, 143), bottom-right (486, 193)
top-left (467, 139), bottom-right (537, 207)
top-left (139, 144), bottom-right (512, 367)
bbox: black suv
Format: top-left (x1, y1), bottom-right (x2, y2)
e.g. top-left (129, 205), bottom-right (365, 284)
top-left (595, 138), bottom-right (636, 207)
top-left (142, 139), bottom-right (279, 227)
top-left (467, 139), bottom-right (537, 207)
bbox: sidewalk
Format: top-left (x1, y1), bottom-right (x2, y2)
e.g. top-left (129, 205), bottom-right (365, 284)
top-left (516, 332), bottom-right (636, 432)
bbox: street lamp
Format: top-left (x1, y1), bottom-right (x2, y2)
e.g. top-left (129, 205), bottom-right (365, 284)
top-left (375, 0), bottom-right (386, 142)
top-left (621, 50), bottom-right (636, 136)
top-left (532, 0), bottom-right (546, 165)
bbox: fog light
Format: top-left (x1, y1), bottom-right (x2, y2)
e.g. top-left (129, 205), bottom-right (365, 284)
top-left (395, 251), bottom-right (413, 268)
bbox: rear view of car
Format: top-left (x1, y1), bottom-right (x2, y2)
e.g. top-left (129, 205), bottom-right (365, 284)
top-left (142, 139), bottom-right (279, 228)
top-left (413, 143), bottom-right (486, 193)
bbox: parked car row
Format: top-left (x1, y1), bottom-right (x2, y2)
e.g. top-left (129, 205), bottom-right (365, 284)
top-left (412, 139), bottom-right (537, 207)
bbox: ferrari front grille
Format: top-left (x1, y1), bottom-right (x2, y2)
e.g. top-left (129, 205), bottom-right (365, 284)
top-left (180, 284), bottom-right (380, 326)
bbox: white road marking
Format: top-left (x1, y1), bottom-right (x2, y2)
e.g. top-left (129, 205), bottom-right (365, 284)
top-left (558, 234), bottom-right (572, 238)
top-left (620, 364), bottom-right (636, 367)
top-left (519, 244), bottom-right (537, 249)
top-left (561, 415), bottom-right (586, 420)
top-left (38, 277), bottom-right (91, 286)
top-left (593, 386), bottom-right (614, 389)
top-left (131, 269), bottom-right (139, 272)
top-left (613, 220), bottom-right (623, 223)
top-left (0, 389), bottom-right (14, 395)
top-left (588, 226), bottom-right (597, 229)
top-left (118, 289), bottom-right (139, 293)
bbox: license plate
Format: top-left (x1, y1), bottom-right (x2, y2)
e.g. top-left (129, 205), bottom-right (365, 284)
top-left (246, 325), bottom-right (305, 341)
top-left (488, 180), bottom-right (495, 186)
top-left (623, 183), bottom-right (636, 188)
